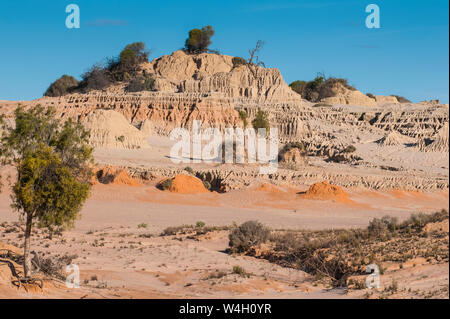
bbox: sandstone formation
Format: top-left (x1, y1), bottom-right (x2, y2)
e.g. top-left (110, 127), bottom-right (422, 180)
top-left (81, 109), bottom-right (149, 149)
top-left (376, 130), bottom-right (415, 146)
top-left (301, 181), bottom-right (351, 203)
top-left (95, 166), bottom-right (142, 186)
top-left (0, 50), bottom-right (448, 194)
top-left (319, 83), bottom-right (377, 107)
top-left (161, 174), bottom-right (209, 194)
top-left (419, 122), bottom-right (449, 152)
top-left (279, 148), bottom-right (308, 166)
top-left (374, 95), bottom-right (399, 105)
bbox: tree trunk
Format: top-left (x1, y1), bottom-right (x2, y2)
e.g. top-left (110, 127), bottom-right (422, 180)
top-left (23, 213), bottom-right (33, 278)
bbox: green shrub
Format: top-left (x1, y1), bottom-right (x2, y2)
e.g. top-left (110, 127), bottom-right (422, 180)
top-left (125, 74), bottom-right (155, 92)
top-left (366, 93), bottom-right (375, 99)
top-left (44, 75), bottom-right (79, 97)
top-left (251, 109), bottom-right (270, 133)
top-left (238, 110), bottom-right (248, 128)
top-left (391, 95), bottom-right (411, 103)
top-left (158, 178), bottom-right (173, 190)
top-left (278, 142), bottom-right (306, 161)
top-left (184, 166), bottom-right (194, 174)
top-left (232, 56), bottom-right (247, 68)
top-left (184, 25), bottom-right (215, 53)
top-left (289, 80), bottom-right (307, 95)
top-left (292, 75), bottom-right (357, 102)
top-left (196, 221), bottom-right (206, 228)
top-left (79, 65), bottom-right (112, 91)
top-left (368, 216), bottom-right (398, 236)
top-left (202, 180), bottom-right (211, 190)
top-left (343, 145), bottom-right (356, 153)
top-left (117, 135), bottom-right (125, 143)
top-left (229, 220), bottom-right (270, 253)
top-left (232, 265), bottom-right (248, 277)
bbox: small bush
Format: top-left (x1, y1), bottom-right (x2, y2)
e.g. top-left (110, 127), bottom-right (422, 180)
top-left (184, 166), bottom-right (194, 174)
top-left (196, 221), bottom-right (206, 228)
top-left (368, 216), bottom-right (398, 237)
top-left (184, 25), bottom-right (215, 54)
top-left (44, 75), bottom-right (78, 97)
top-left (343, 145), bottom-right (356, 153)
top-left (229, 220), bottom-right (270, 253)
top-left (278, 142), bottom-right (307, 161)
top-left (366, 93), bottom-right (375, 99)
top-left (238, 110), bottom-right (248, 128)
top-left (232, 57), bottom-right (247, 68)
top-left (137, 223), bottom-right (148, 229)
top-left (232, 265), bottom-right (248, 277)
top-left (79, 65), bottom-right (112, 91)
top-left (289, 80), bottom-right (307, 95)
top-left (117, 135), bottom-right (125, 142)
top-left (125, 74), bottom-right (155, 92)
top-left (202, 180), bottom-right (212, 190)
top-left (158, 178), bottom-right (173, 190)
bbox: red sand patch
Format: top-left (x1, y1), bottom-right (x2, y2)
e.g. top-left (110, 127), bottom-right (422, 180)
top-left (166, 175), bottom-right (209, 194)
top-left (95, 166), bottom-right (141, 187)
top-left (389, 189), bottom-right (430, 200)
top-left (301, 181), bottom-right (352, 203)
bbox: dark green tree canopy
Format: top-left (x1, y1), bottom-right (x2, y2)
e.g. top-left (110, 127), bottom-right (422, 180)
top-left (12, 144), bottom-right (90, 229)
top-left (184, 25), bottom-right (215, 53)
top-left (44, 75), bottom-right (79, 97)
top-left (251, 109), bottom-right (270, 133)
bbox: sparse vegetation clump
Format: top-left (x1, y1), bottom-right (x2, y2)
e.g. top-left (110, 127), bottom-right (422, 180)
top-left (161, 224), bottom-right (229, 237)
top-left (184, 25), bottom-right (215, 54)
top-left (228, 221), bottom-right (270, 253)
top-left (238, 110), bottom-right (248, 128)
top-left (230, 210), bottom-right (449, 287)
top-left (289, 80), bottom-right (307, 95)
top-left (343, 145), bottom-right (356, 153)
top-left (44, 75), bottom-right (79, 97)
top-left (0, 105), bottom-right (93, 279)
top-left (184, 166), bottom-right (194, 174)
top-left (158, 178), bottom-right (173, 190)
top-left (125, 74), bottom-right (155, 92)
top-left (202, 180), bottom-right (212, 190)
top-left (50, 42), bottom-right (150, 94)
top-left (278, 142), bottom-right (306, 157)
top-left (79, 64), bottom-right (112, 91)
top-left (232, 265), bottom-right (249, 277)
top-left (251, 109), bottom-right (270, 133)
top-left (289, 75), bottom-right (356, 102)
top-left (232, 56), bottom-right (247, 68)
top-left (391, 95), bottom-right (411, 103)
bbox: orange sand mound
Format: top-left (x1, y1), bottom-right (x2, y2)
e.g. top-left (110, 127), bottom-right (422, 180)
top-left (95, 166), bottom-right (141, 187)
top-left (302, 181), bottom-right (351, 203)
top-left (166, 175), bottom-right (209, 194)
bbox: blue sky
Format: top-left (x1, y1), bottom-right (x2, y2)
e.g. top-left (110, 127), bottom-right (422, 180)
top-left (0, 0), bottom-right (448, 103)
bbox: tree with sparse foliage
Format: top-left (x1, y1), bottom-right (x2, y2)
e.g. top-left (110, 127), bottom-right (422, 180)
top-left (44, 75), bottom-right (79, 97)
top-left (0, 105), bottom-right (93, 280)
top-left (289, 80), bottom-right (307, 95)
top-left (184, 25), bottom-right (215, 53)
top-left (251, 109), bottom-right (270, 133)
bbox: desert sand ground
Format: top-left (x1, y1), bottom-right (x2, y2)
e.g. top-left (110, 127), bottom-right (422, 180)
top-left (0, 136), bottom-right (448, 299)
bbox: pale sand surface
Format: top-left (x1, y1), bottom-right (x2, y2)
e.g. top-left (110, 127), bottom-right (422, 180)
top-left (0, 180), bottom-right (448, 299)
